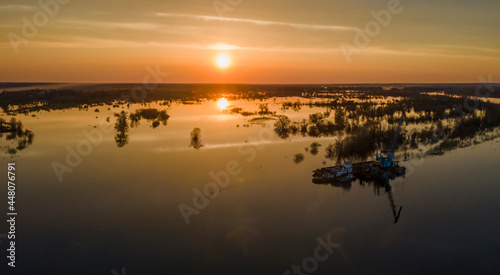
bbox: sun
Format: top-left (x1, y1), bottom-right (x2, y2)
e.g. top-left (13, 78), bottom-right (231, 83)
top-left (215, 53), bottom-right (231, 69)
top-left (217, 98), bottom-right (229, 110)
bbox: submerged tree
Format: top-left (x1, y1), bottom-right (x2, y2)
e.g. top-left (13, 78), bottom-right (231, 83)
top-left (0, 117), bottom-right (35, 155)
top-left (281, 101), bottom-right (302, 112)
top-left (274, 115), bottom-right (291, 139)
top-left (309, 113), bottom-right (324, 125)
top-left (258, 103), bottom-right (270, 114)
top-left (334, 109), bottom-right (347, 131)
top-left (114, 111), bottom-right (129, 148)
top-left (310, 142), bottom-right (321, 156)
top-left (130, 108), bottom-right (169, 128)
top-left (293, 153), bottom-right (305, 164)
top-left (190, 128), bottom-right (204, 150)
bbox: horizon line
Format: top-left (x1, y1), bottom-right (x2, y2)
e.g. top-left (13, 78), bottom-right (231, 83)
top-left (1, 81), bottom-right (499, 85)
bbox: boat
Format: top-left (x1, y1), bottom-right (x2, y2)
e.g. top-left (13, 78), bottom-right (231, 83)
top-left (313, 161), bottom-right (405, 184)
top-left (312, 161), bottom-right (355, 183)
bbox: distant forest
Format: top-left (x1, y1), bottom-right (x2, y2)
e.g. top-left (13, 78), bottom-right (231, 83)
top-left (0, 83), bottom-right (499, 115)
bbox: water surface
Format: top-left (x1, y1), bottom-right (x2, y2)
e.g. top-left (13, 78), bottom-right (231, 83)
top-left (1, 85), bottom-right (499, 274)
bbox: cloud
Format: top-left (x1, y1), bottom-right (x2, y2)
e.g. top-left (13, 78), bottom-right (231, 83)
top-left (422, 44), bottom-right (500, 55)
top-left (57, 19), bottom-right (165, 31)
top-left (2, 35), bottom-right (497, 62)
top-left (0, 5), bottom-right (36, 11)
top-left (359, 46), bottom-right (500, 60)
top-left (154, 12), bottom-right (360, 32)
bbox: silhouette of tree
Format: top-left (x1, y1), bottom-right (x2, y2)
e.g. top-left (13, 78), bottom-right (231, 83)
top-left (310, 142), bottom-right (321, 156)
top-left (274, 115), bottom-right (291, 139)
top-left (325, 144), bottom-right (336, 161)
top-left (190, 128), bottom-right (204, 150)
top-left (0, 117), bottom-right (35, 155)
top-left (258, 103), bottom-right (269, 114)
top-left (130, 108), bottom-right (169, 128)
top-left (334, 110), bottom-right (347, 131)
top-left (114, 111), bottom-right (129, 148)
top-left (293, 153), bottom-right (305, 164)
top-left (309, 113), bottom-right (324, 125)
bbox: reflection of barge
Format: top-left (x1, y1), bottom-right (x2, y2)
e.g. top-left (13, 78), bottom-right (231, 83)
top-left (313, 161), bottom-right (406, 224)
top-left (312, 161), bottom-right (406, 184)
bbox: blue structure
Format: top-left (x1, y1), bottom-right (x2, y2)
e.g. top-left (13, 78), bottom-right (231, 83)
top-left (376, 114), bottom-right (404, 168)
top-left (376, 150), bottom-right (394, 168)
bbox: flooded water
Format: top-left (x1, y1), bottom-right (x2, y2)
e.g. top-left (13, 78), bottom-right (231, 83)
top-left (1, 85), bottom-right (499, 274)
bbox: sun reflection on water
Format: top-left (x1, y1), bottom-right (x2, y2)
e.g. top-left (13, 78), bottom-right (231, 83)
top-left (217, 98), bottom-right (229, 110)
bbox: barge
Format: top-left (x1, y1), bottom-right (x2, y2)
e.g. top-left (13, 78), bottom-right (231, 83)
top-left (313, 114), bottom-right (407, 184)
top-left (312, 160), bottom-right (406, 184)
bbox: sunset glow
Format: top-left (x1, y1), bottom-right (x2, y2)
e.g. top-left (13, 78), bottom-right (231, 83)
top-left (215, 53), bottom-right (231, 69)
top-left (216, 98), bottom-right (229, 109)
top-left (0, 1), bottom-right (498, 83)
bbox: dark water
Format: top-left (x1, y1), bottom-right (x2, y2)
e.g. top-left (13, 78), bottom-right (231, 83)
top-left (0, 86), bottom-right (499, 274)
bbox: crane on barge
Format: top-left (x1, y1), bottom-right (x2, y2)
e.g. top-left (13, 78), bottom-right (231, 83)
top-left (377, 113), bottom-right (405, 223)
top-left (376, 113), bottom-right (405, 168)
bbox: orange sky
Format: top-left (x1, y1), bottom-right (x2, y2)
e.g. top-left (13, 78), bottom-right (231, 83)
top-left (0, 0), bottom-right (499, 83)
